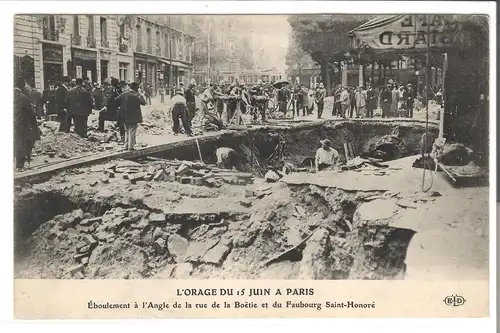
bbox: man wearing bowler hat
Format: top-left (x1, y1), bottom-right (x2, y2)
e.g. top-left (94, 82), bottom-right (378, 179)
top-left (112, 81), bottom-right (146, 151)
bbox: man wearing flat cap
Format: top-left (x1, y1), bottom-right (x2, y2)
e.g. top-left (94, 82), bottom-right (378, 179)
top-left (315, 138), bottom-right (339, 172)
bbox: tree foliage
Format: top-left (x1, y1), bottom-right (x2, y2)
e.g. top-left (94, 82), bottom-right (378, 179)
top-left (287, 15), bottom-right (374, 67)
top-left (285, 31), bottom-right (315, 77)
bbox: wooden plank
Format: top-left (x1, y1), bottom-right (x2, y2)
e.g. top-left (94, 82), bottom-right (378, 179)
top-left (343, 143), bottom-right (350, 161)
top-left (14, 129), bottom-right (247, 183)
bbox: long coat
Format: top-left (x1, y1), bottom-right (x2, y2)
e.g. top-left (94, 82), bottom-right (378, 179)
top-left (113, 90), bottom-right (146, 125)
top-left (54, 85), bottom-right (69, 114)
top-left (14, 88), bottom-right (40, 160)
top-left (66, 86), bottom-right (93, 116)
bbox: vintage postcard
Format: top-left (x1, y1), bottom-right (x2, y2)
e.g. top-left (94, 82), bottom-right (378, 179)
top-left (11, 1), bottom-right (495, 323)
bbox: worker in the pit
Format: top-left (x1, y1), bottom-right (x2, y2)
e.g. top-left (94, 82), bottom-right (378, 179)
top-left (315, 139), bottom-right (339, 172)
top-left (216, 147), bottom-right (242, 171)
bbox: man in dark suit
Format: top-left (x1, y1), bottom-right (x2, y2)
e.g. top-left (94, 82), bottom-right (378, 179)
top-left (98, 78), bottom-right (121, 133)
top-left (54, 76), bottom-right (70, 132)
top-left (366, 84), bottom-right (377, 118)
top-left (66, 78), bottom-right (93, 138)
top-left (28, 82), bottom-right (44, 119)
top-left (42, 81), bottom-right (57, 118)
top-left (406, 83), bottom-right (415, 118)
top-left (111, 82), bottom-right (146, 150)
top-left (14, 76), bottom-right (40, 170)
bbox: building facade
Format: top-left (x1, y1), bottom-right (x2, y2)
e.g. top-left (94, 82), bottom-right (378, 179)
top-left (14, 14), bottom-right (195, 91)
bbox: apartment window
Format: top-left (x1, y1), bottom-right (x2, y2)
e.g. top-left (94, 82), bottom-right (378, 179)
top-left (87, 15), bottom-right (94, 38)
top-left (42, 15), bottom-right (57, 41)
top-left (155, 31), bottom-right (161, 55)
top-left (119, 23), bottom-right (125, 37)
top-left (171, 37), bottom-right (176, 59)
top-left (73, 15), bottom-right (80, 37)
top-left (146, 28), bottom-right (152, 53)
top-left (177, 37), bottom-right (182, 59)
top-left (100, 17), bottom-right (108, 47)
top-left (136, 25), bottom-right (142, 51)
top-left (119, 62), bottom-right (129, 81)
top-left (164, 34), bottom-right (169, 57)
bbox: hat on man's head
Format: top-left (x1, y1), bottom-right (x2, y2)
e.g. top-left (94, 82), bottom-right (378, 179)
top-left (175, 88), bottom-right (184, 95)
top-left (407, 83), bottom-right (412, 86)
top-left (130, 82), bottom-right (140, 90)
top-left (320, 139), bottom-right (332, 147)
top-left (319, 82), bottom-right (325, 88)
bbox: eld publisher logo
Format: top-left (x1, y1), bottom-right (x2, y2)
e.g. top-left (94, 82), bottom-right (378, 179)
top-left (443, 295), bottom-right (466, 307)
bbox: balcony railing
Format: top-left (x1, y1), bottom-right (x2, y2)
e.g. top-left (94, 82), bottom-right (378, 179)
top-left (101, 39), bottom-right (110, 48)
top-left (72, 34), bottom-right (81, 46)
top-left (42, 30), bottom-right (59, 42)
top-left (119, 43), bottom-right (128, 53)
top-left (87, 37), bottom-right (96, 48)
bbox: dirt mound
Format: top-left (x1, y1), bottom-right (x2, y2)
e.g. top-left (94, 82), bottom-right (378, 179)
top-left (140, 108), bottom-right (168, 135)
top-left (34, 132), bottom-right (99, 158)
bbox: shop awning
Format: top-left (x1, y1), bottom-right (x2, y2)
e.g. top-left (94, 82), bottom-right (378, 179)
top-left (348, 14), bottom-right (482, 52)
top-left (158, 59), bottom-right (191, 69)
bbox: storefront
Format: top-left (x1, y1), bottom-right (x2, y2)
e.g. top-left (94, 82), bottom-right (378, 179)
top-left (72, 48), bottom-right (97, 83)
top-left (172, 61), bottom-right (192, 86)
top-left (134, 53), bottom-right (157, 91)
top-left (99, 49), bottom-right (112, 84)
top-left (42, 44), bottom-right (63, 88)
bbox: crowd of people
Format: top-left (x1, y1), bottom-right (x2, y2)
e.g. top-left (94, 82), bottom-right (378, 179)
top-left (282, 81), bottom-right (419, 120)
top-left (14, 72), bottom-right (428, 172)
top-left (13, 75), bottom-right (150, 171)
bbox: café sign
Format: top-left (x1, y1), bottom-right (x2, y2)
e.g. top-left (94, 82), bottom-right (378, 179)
top-left (73, 49), bottom-right (97, 61)
top-left (351, 15), bottom-right (472, 50)
top-left (42, 45), bottom-right (63, 63)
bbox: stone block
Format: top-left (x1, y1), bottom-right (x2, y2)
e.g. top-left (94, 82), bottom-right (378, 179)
top-left (167, 234), bottom-right (189, 262)
top-left (149, 213), bottom-right (166, 224)
top-left (176, 164), bottom-right (190, 176)
top-left (203, 244), bottom-right (231, 265)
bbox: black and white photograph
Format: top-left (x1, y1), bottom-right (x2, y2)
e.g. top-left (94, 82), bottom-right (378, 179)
top-left (12, 11), bottom-right (490, 286)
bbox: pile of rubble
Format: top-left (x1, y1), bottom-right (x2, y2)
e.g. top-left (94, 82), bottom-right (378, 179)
top-left (34, 131), bottom-right (99, 159)
top-left (98, 158), bottom-right (254, 188)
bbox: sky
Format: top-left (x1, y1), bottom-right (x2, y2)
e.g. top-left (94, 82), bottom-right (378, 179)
top-left (247, 15), bottom-right (291, 72)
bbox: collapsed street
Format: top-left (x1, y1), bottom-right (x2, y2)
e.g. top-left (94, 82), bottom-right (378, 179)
top-left (13, 114), bottom-right (488, 281)
top-left (13, 14), bottom-right (489, 285)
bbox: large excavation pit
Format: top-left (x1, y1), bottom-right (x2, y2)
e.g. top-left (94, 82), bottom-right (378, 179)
top-left (16, 119), bottom-right (487, 281)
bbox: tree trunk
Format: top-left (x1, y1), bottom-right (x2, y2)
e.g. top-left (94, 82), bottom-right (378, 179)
top-left (371, 62), bottom-right (374, 84)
